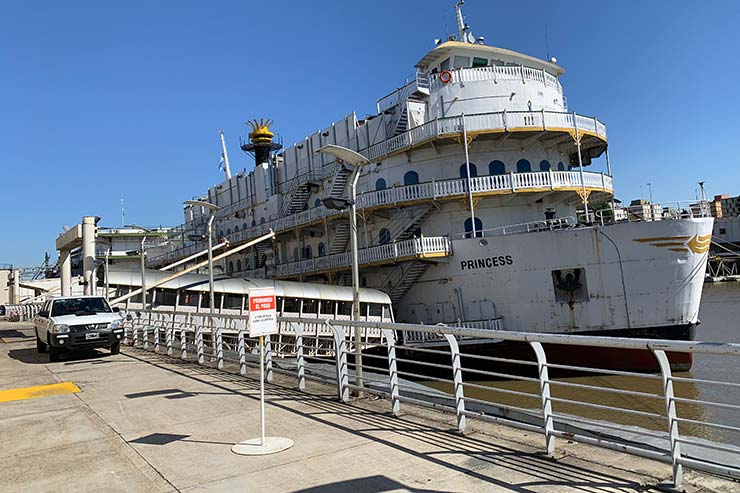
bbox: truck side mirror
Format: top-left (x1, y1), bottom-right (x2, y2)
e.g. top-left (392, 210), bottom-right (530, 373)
top-left (38, 310), bottom-right (49, 318)
top-left (112, 307), bottom-right (120, 313)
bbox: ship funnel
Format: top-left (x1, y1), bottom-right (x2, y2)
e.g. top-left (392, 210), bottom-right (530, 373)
top-left (241, 118), bottom-right (282, 167)
top-left (241, 118), bottom-right (283, 166)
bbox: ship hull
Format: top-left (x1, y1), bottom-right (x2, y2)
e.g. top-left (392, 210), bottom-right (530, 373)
top-left (358, 323), bottom-right (695, 382)
top-left (383, 217), bottom-right (712, 373)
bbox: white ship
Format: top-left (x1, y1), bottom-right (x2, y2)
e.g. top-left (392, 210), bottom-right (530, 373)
top-left (149, 2), bottom-right (712, 369)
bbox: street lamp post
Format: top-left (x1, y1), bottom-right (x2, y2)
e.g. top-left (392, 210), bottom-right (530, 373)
top-left (184, 200), bottom-right (221, 367)
top-left (317, 144), bottom-right (370, 396)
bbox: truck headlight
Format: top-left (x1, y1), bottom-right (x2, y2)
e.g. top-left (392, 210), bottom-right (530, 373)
top-left (109, 320), bottom-right (122, 330)
top-left (52, 324), bottom-right (70, 334)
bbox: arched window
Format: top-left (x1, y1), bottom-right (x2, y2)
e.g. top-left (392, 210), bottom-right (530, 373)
top-left (237, 259), bottom-right (242, 272)
top-left (228, 261), bottom-right (234, 274)
top-left (251, 219), bottom-right (257, 227)
top-left (464, 217), bottom-right (484, 238)
top-left (379, 228), bottom-right (391, 244)
top-left (260, 217), bottom-right (265, 224)
top-left (516, 159), bottom-right (532, 173)
top-left (375, 178), bottom-right (386, 190)
top-left (234, 225), bottom-right (239, 233)
top-left (318, 242), bottom-right (326, 256)
top-left (539, 160), bottom-right (551, 171)
top-left (305, 245), bottom-right (312, 259)
top-left (243, 222), bottom-right (248, 230)
top-left (403, 171), bottom-right (419, 186)
top-left (218, 231), bottom-right (224, 238)
top-left (227, 228), bottom-right (231, 236)
top-left (459, 162), bottom-right (478, 178)
top-left (489, 160), bottom-right (506, 175)
top-left (314, 198), bottom-right (321, 208)
top-left (557, 162), bottom-right (565, 171)
top-left (293, 247), bottom-right (299, 261)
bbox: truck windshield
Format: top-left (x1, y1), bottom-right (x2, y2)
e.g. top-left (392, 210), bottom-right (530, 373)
top-left (51, 298), bottom-right (112, 317)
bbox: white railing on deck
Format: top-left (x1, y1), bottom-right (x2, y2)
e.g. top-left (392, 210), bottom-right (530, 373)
top-left (149, 170), bottom-right (613, 267)
top-left (270, 236), bottom-right (450, 278)
top-left (429, 65), bottom-right (562, 92)
top-left (363, 110), bottom-right (606, 162)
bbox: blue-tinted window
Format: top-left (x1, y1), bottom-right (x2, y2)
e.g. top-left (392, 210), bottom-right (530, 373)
top-left (403, 171), bottom-right (419, 186)
top-left (539, 160), bottom-right (551, 171)
top-left (375, 178), bottom-right (386, 190)
top-left (460, 163), bottom-right (478, 178)
top-left (243, 222), bottom-right (248, 230)
top-left (234, 225), bottom-right (239, 233)
top-left (305, 245), bottom-right (312, 259)
top-left (516, 159), bottom-right (532, 173)
top-left (318, 242), bottom-right (326, 256)
top-left (227, 228), bottom-right (231, 235)
top-left (489, 160), bottom-right (506, 175)
top-left (315, 198), bottom-right (321, 207)
top-left (260, 217), bottom-right (265, 224)
top-left (379, 228), bottom-right (391, 244)
top-left (557, 162), bottom-right (565, 171)
top-left (464, 217), bottom-right (484, 238)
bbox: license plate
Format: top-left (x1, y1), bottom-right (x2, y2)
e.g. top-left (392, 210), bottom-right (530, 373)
top-left (85, 332), bottom-right (99, 340)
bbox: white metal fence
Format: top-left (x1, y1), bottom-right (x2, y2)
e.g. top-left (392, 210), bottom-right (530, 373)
top-left (1, 303), bottom-right (43, 322)
top-left (122, 310), bottom-right (740, 488)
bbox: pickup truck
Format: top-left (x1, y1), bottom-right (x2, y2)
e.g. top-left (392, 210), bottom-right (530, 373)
top-left (34, 296), bottom-right (124, 362)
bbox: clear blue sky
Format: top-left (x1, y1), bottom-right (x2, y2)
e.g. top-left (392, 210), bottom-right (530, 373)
top-left (2, 1), bottom-right (739, 266)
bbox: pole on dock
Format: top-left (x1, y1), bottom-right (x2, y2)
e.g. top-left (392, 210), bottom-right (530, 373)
top-left (232, 287), bottom-right (293, 456)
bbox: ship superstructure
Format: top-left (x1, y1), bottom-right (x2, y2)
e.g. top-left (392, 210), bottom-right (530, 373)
top-left (151, 2), bottom-right (712, 349)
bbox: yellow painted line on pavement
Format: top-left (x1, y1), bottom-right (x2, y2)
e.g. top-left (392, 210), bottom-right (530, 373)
top-left (0, 382), bottom-right (80, 403)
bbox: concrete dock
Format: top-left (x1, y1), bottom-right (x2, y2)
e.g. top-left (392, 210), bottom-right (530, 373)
top-left (1, 321), bottom-right (737, 493)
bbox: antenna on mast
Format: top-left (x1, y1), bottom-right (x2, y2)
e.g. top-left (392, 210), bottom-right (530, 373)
top-left (219, 129), bottom-right (232, 180)
top-left (120, 198), bottom-right (125, 228)
top-left (454, 1), bottom-right (479, 44)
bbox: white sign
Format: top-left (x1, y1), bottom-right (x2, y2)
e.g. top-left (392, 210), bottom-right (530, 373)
top-left (247, 287), bottom-right (277, 337)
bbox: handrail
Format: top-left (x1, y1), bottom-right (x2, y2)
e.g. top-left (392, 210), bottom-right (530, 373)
top-left (270, 236), bottom-right (450, 278)
top-left (123, 310), bottom-right (740, 488)
top-left (362, 110), bottom-right (606, 163)
top-left (149, 170), bottom-right (613, 267)
top-left (429, 65), bottom-right (563, 93)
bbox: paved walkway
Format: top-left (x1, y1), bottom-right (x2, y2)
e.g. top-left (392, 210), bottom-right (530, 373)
top-left (1, 321), bottom-right (737, 492)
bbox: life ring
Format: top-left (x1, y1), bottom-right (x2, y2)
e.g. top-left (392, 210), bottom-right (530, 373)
top-left (439, 70), bottom-right (453, 84)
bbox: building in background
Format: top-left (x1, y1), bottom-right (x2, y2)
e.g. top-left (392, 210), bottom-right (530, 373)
top-left (627, 199), bottom-right (662, 221)
top-left (710, 195), bottom-right (726, 218)
top-left (719, 195), bottom-right (740, 218)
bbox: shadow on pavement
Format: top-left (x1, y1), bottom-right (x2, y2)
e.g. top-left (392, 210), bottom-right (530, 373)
top-left (294, 475), bottom-right (455, 493)
top-left (123, 349), bottom-right (654, 493)
top-left (6, 347), bottom-right (120, 365)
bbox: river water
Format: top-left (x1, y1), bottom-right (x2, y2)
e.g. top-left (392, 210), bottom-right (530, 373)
top-left (424, 283), bottom-right (740, 446)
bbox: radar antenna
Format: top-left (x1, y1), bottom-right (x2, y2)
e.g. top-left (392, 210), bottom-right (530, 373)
top-left (454, 1), bottom-right (477, 44)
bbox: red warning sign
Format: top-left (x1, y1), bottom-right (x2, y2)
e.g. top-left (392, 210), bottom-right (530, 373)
top-left (247, 287), bottom-right (277, 337)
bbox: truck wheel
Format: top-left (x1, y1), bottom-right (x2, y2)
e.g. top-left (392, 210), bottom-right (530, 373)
top-left (49, 347), bottom-right (61, 363)
top-left (110, 342), bottom-right (121, 355)
top-left (36, 334), bottom-right (47, 353)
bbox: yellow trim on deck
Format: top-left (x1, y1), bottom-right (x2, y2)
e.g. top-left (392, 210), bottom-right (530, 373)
top-left (0, 382), bottom-right (80, 403)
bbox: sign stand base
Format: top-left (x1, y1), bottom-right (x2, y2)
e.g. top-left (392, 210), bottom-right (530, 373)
top-left (231, 437), bottom-right (294, 456)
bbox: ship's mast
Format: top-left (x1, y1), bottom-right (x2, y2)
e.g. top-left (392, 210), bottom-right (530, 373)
top-left (455, 1), bottom-right (476, 44)
top-left (219, 129), bottom-right (232, 180)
